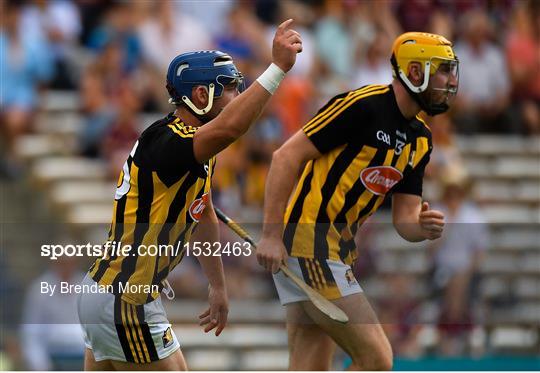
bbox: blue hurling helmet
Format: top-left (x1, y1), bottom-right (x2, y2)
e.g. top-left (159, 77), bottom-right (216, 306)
top-left (166, 50), bottom-right (245, 115)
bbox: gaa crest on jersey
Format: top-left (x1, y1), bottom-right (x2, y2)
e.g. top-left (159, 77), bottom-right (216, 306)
top-left (360, 166), bottom-right (403, 195)
top-left (189, 193), bottom-right (209, 222)
top-left (162, 327), bottom-right (173, 348)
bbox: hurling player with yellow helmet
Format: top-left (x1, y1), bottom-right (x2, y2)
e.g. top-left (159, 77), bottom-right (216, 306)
top-left (257, 32), bottom-right (458, 370)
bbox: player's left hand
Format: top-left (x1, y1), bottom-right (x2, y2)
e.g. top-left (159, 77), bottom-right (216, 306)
top-left (418, 201), bottom-right (445, 240)
top-left (199, 285), bottom-right (229, 336)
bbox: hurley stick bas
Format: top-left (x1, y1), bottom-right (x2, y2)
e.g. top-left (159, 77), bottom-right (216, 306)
top-left (214, 207), bottom-right (349, 324)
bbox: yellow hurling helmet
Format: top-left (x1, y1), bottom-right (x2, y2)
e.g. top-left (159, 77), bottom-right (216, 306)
top-left (391, 32), bottom-right (459, 115)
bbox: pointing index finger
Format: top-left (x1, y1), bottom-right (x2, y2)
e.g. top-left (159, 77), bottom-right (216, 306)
top-left (277, 19), bottom-right (293, 34)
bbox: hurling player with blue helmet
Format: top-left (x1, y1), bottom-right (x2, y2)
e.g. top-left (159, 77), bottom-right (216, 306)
top-left (78, 19), bottom-right (302, 370)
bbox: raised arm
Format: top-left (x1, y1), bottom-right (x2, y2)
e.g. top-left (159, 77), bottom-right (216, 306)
top-left (193, 19), bottom-right (302, 163)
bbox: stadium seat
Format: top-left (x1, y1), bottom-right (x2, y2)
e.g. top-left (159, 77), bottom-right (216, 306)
top-left (32, 157), bottom-right (107, 185)
top-left (66, 203), bottom-right (112, 224)
top-left (490, 327), bottom-right (538, 350)
top-left (50, 181), bottom-right (114, 206)
top-left (40, 90), bottom-right (80, 112)
top-left (184, 350), bottom-right (236, 370)
top-left (240, 350), bottom-right (289, 370)
top-left (14, 134), bottom-right (74, 160)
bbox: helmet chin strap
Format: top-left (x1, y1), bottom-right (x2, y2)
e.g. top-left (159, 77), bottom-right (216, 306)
top-left (391, 56), bottom-right (450, 116)
top-left (397, 61), bottom-right (431, 93)
top-left (181, 83), bottom-right (216, 116)
top-left (401, 77), bottom-right (450, 116)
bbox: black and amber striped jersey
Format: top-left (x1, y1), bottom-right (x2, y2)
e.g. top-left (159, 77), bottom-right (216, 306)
top-left (89, 113), bottom-right (215, 305)
top-left (283, 84), bottom-right (432, 265)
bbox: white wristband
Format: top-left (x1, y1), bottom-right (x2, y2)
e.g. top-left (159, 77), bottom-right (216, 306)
top-left (256, 63), bottom-right (286, 94)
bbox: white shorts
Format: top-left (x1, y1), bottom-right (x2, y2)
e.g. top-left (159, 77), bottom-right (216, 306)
top-left (77, 275), bottom-right (180, 363)
top-left (273, 257), bottom-right (363, 305)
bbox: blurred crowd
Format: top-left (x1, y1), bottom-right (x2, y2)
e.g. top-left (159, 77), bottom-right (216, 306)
top-left (1, 0), bottom-right (540, 190)
top-left (1, 0), bottom-right (538, 369)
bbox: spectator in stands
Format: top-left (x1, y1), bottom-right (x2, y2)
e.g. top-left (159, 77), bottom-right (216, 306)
top-left (20, 0), bottom-right (81, 89)
top-left (271, 75), bottom-right (315, 137)
top-left (378, 274), bottom-right (423, 358)
top-left (77, 0), bottom-right (111, 47)
top-left (0, 0), bottom-right (53, 178)
top-left (313, 1), bottom-right (367, 87)
top-left (78, 65), bottom-right (115, 158)
top-left (505, 0), bottom-right (540, 135)
top-left (135, 1), bottom-right (213, 112)
top-left (352, 29), bottom-right (393, 88)
top-left (20, 256), bottom-right (85, 370)
top-left (179, 0), bottom-right (234, 40)
top-left (395, 0), bottom-right (438, 32)
top-left (242, 107), bottom-right (284, 207)
top-left (80, 13), bottom-right (142, 158)
top-left (101, 81), bottom-right (141, 179)
top-left (313, 0), bottom-right (400, 100)
top-left (428, 166), bottom-right (489, 356)
top-left (213, 141), bottom-right (246, 215)
top-left (453, 10), bottom-right (511, 133)
top-left (137, 1), bottom-right (212, 73)
top-left (86, 1), bottom-right (141, 74)
top-left (214, 3), bottom-right (266, 85)
top-left (425, 113), bottom-right (464, 181)
top-left (219, 3), bottom-right (270, 63)
top-left (428, 8), bottom-right (454, 41)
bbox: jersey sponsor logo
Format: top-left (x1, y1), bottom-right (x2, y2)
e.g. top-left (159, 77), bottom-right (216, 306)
top-left (376, 130), bottom-right (391, 145)
top-left (162, 327), bottom-right (174, 348)
top-left (360, 166), bottom-right (403, 195)
top-left (188, 193), bottom-right (209, 222)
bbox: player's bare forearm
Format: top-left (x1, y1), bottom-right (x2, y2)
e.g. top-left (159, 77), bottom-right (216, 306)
top-left (194, 83), bottom-right (273, 162)
top-left (392, 193), bottom-right (445, 242)
top-left (262, 149), bottom-right (303, 239)
top-left (394, 220), bottom-right (428, 242)
top-left (262, 131), bottom-right (320, 239)
top-left (197, 253), bottom-right (226, 290)
top-left (392, 197), bottom-right (428, 242)
top-left (192, 198), bottom-right (225, 289)
top-left (257, 152), bottom-right (300, 272)
top-left (194, 200), bottom-right (229, 336)
top-left (193, 19), bottom-right (302, 163)
top-left (257, 132), bottom-right (321, 273)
